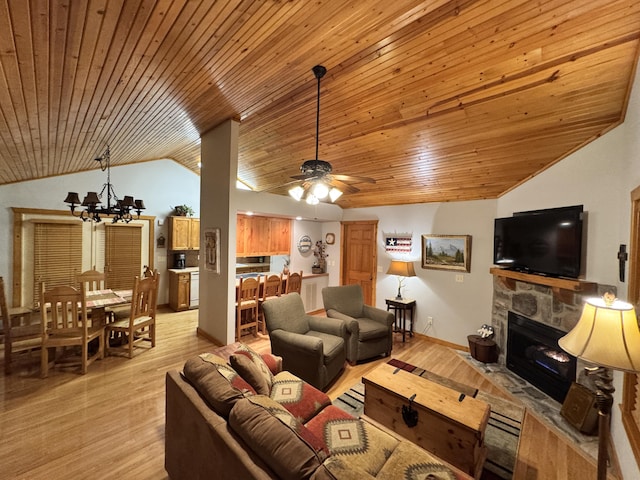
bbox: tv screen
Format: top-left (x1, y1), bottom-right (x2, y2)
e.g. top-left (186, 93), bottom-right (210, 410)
top-left (493, 205), bottom-right (584, 278)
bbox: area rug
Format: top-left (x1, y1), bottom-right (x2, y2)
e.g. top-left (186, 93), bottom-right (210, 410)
top-left (333, 359), bottom-right (524, 479)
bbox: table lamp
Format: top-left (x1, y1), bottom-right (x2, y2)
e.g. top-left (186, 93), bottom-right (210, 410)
top-left (558, 293), bottom-right (640, 480)
top-left (387, 260), bottom-right (416, 300)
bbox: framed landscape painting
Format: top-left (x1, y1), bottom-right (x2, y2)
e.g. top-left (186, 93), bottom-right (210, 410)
top-left (422, 234), bottom-right (471, 272)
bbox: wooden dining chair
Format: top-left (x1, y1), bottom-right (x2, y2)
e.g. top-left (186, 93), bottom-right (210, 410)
top-left (40, 283), bottom-right (105, 378)
top-left (236, 276), bottom-right (261, 340)
top-left (105, 273), bottom-right (159, 358)
top-left (1, 277), bottom-right (39, 374)
top-left (258, 273), bottom-right (283, 334)
top-left (75, 269), bottom-right (105, 291)
top-left (285, 271), bottom-right (303, 294)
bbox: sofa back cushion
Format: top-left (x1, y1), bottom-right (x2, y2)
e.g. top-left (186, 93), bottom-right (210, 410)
top-left (229, 395), bottom-right (329, 480)
top-left (183, 353), bottom-right (255, 417)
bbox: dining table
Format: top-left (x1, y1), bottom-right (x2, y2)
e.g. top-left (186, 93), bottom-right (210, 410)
top-left (85, 289), bottom-right (132, 326)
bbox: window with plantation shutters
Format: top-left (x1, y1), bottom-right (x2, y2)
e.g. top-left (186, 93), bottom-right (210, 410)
top-left (104, 224), bottom-right (142, 290)
top-left (33, 222), bottom-right (82, 304)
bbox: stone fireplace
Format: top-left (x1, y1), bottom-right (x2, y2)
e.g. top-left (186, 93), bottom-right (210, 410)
top-left (490, 271), bottom-right (614, 402)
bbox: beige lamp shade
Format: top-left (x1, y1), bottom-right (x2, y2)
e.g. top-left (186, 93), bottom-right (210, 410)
top-left (387, 260), bottom-right (416, 277)
top-left (558, 296), bottom-right (640, 372)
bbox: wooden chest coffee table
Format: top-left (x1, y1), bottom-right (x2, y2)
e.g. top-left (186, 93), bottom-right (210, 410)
top-left (362, 363), bottom-right (490, 479)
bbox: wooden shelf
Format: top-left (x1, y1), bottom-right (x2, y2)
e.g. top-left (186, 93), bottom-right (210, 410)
top-left (489, 267), bottom-right (597, 303)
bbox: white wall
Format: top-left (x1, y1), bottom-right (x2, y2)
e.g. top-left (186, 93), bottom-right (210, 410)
top-left (0, 159), bottom-right (201, 305)
top-left (342, 200), bottom-right (497, 346)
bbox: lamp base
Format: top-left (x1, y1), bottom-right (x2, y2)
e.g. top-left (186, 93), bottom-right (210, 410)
top-left (585, 366), bottom-right (614, 480)
top-left (395, 286), bottom-right (403, 300)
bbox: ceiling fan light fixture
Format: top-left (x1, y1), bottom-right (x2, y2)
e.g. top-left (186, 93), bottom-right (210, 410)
top-left (289, 185), bottom-right (304, 201)
top-left (329, 187), bottom-right (343, 202)
top-left (312, 181), bottom-right (330, 199)
top-left (306, 193), bottom-right (319, 205)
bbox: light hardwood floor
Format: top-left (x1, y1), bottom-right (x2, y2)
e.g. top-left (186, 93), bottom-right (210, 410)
top-left (0, 308), bottom-right (608, 480)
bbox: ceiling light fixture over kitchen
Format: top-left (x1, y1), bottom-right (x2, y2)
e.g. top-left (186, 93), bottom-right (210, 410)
top-left (63, 146), bottom-right (145, 223)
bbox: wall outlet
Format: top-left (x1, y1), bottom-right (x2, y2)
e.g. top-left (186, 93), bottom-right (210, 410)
top-left (455, 274), bottom-right (464, 283)
top-left (427, 316), bottom-right (433, 327)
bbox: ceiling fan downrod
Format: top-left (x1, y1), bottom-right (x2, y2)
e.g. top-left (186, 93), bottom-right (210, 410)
top-left (312, 65), bottom-right (326, 162)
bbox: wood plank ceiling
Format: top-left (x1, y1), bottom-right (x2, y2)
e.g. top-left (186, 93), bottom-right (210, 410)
top-left (0, 0), bottom-right (639, 209)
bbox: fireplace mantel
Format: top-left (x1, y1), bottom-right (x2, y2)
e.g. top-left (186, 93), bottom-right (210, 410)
top-left (489, 267), bottom-right (597, 304)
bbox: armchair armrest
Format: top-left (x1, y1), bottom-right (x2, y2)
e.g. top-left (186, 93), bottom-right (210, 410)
top-left (325, 309), bottom-right (359, 334)
top-left (308, 315), bottom-right (347, 338)
top-left (363, 304), bottom-right (395, 326)
top-left (269, 329), bottom-right (323, 357)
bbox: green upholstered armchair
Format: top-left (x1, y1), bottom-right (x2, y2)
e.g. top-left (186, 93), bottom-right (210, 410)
top-left (322, 284), bottom-right (394, 364)
top-left (261, 293), bottom-right (347, 391)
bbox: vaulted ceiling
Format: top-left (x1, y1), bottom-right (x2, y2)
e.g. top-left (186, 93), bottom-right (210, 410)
top-left (0, 0), bottom-right (639, 208)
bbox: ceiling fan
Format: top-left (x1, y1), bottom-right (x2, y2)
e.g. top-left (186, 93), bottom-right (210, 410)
top-left (288, 65), bottom-right (376, 205)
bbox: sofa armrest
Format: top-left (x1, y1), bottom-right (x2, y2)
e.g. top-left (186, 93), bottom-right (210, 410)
top-left (308, 315), bottom-right (347, 338)
top-left (363, 305), bottom-right (395, 327)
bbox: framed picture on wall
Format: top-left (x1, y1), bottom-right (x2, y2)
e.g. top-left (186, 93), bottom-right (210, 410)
top-left (421, 234), bottom-right (471, 272)
top-left (204, 228), bottom-right (220, 273)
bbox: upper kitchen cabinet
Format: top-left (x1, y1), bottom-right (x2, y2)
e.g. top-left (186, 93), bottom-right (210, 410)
top-left (236, 215), bottom-right (291, 256)
top-left (268, 217), bottom-right (291, 254)
top-left (169, 216), bottom-right (200, 250)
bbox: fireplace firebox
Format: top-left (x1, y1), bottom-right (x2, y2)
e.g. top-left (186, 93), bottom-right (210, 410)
top-left (506, 311), bottom-right (576, 403)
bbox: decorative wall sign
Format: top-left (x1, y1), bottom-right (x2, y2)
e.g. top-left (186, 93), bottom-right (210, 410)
top-left (384, 233), bottom-right (412, 253)
top-left (422, 234), bottom-right (471, 272)
top-left (297, 235), bottom-right (313, 253)
top-left (204, 228), bottom-right (220, 273)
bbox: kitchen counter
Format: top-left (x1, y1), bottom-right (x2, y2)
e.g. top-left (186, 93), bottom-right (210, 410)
top-left (168, 267), bottom-right (199, 273)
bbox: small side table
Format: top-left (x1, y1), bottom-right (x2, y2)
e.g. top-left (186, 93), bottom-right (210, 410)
top-left (385, 298), bottom-right (416, 342)
top-left (467, 335), bottom-right (498, 363)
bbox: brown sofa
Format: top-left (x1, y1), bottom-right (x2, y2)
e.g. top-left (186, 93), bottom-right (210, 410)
top-left (165, 344), bottom-right (469, 480)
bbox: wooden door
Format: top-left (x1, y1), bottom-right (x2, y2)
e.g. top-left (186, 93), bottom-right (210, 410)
top-left (341, 221), bottom-right (378, 305)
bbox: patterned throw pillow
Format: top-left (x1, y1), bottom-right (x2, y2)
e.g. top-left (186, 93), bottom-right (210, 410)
top-left (230, 353), bottom-right (271, 395)
top-left (234, 343), bottom-right (274, 390)
top-left (229, 395), bottom-right (329, 480)
top-left (182, 353), bottom-right (255, 417)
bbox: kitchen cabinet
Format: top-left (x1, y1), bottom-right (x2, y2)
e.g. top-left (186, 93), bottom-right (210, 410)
top-left (169, 217), bottom-right (200, 250)
top-left (169, 270), bottom-right (191, 311)
top-left (236, 215), bottom-right (290, 256)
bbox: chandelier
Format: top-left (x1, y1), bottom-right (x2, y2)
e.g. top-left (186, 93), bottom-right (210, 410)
top-left (63, 146), bottom-right (145, 223)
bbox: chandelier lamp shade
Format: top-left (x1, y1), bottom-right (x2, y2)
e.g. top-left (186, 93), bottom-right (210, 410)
top-left (558, 293), bottom-right (640, 480)
top-left (386, 260), bottom-right (416, 300)
top-left (64, 146), bottom-right (145, 223)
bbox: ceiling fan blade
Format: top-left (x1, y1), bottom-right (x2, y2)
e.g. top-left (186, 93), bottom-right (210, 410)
top-left (328, 178), bottom-right (360, 194)
top-left (331, 173), bottom-right (376, 184)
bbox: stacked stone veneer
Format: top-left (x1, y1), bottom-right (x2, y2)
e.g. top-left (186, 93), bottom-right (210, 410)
top-left (490, 275), bottom-right (615, 365)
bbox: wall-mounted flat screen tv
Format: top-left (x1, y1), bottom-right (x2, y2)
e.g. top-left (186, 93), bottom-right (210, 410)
top-left (493, 205), bottom-right (584, 279)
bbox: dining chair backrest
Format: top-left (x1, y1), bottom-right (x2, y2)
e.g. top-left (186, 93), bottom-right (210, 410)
top-left (41, 284), bottom-right (89, 335)
top-left (262, 274), bottom-right (283, 301)
top-left (129, 275), bottom-right (157, 322)
top-left (285, 271), bottom-right (303, 294)
top-left (238, 276), bottom-right (260, 305)
top-left (1, 276), bottom-right (39, 374)
top-left (76, 269), bottom-right (105, 291)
